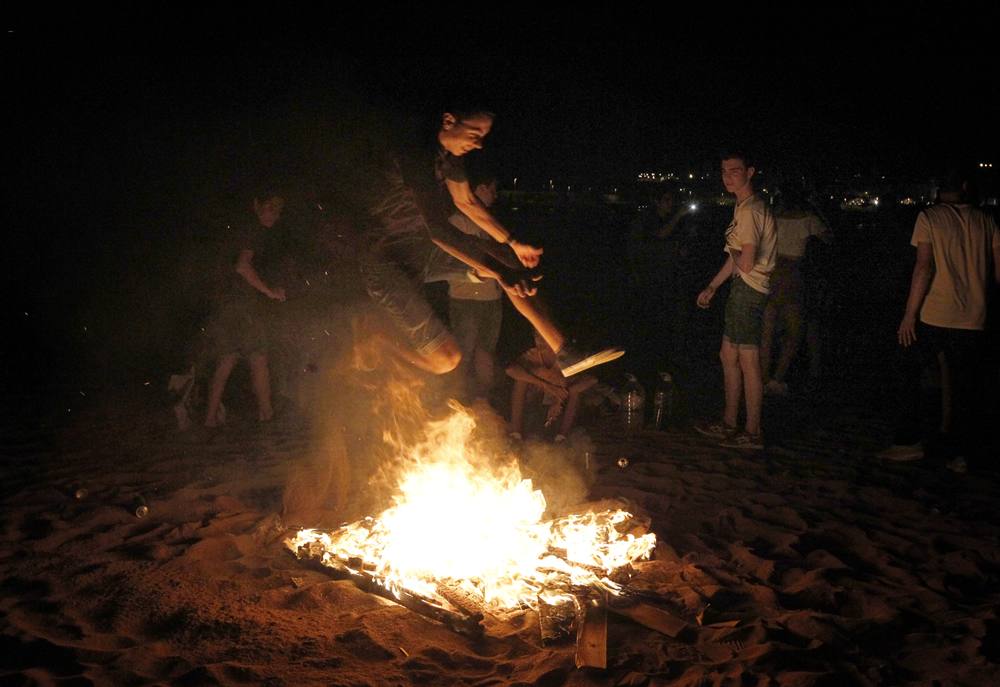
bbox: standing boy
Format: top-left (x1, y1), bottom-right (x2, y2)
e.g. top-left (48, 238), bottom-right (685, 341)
top-left (695, 152), bottom-right (777, 449)
top-left (447, 175), bottom-right (504, 400)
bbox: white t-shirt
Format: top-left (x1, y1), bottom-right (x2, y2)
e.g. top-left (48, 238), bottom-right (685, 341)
top-left (912, 203), bottom-right (1000, 330)
top-left (725, 194), bottom-right (778, 294)
top-left (775, 211), bottom-right (828, 258)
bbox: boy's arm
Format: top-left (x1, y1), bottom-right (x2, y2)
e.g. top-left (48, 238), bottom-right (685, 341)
top-left (696, 255), bottom-right (735, 308)
top-left (445, 177), bottom-right (542, 268)
top-left (729, 242), bottom-right (757, 274)
top-left (235, 249), bottom-right (285, 301)
top-left (506, 361), bottom-right (569, 400)
top-left (897, 242), bottom-right (934, 347)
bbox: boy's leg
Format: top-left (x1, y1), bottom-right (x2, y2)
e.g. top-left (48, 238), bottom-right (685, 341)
top-left (429, 229), bottom-right (621, 375)
top-left (206, 353), bottom-right (238, 427)
top-left (738, 345), bottom-right (764, 435)
top-left (359, 238), bottom-right (463, 375)
top-left (559, 375), bottom-right (598, 437)
top-left (720, 338), bottom-right (742, 429)
top-left (472, 348), bottom-right (496, 398)
top-left (760, 302), bottom-right (777, 384)
top-left (506, 292), bottom-right (565, 354)
top-left (510, 379), bottom-right (528, 435)
top-left (248, 352), bottom-right (274, 422)
top-left (938, 351), bottom-right (952, 435)
top-left (774, 301), bottom-right (804, 384)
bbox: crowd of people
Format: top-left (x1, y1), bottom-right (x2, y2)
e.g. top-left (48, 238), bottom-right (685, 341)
top-left (174, 103), bottom-right (1000, 473)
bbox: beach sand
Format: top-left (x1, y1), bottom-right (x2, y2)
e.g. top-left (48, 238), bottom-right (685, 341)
top-left (2, 377), bottom-right (999, 686)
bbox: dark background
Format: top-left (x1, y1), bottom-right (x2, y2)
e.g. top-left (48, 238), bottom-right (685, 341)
top-left (5, 11), bottom-right (998, 410)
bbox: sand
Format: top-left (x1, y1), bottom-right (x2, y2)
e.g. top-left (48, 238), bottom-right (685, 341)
top-left (2, 377), bottom-right (999, 687)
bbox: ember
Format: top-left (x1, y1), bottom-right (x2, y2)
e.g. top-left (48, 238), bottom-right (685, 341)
top-left (286, 404), bottom-right (656, 614)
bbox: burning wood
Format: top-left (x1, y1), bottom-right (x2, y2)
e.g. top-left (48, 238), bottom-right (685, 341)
top-left (284, 403), bottom-right (659, 654)
top-left (575, 593), bottom-right (608, 669)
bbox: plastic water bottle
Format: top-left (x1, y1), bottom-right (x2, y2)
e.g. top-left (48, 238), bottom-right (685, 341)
top-left (622, 373), bottom-right (645, 436)
top-left (652, 371), bottom-right (675, 430)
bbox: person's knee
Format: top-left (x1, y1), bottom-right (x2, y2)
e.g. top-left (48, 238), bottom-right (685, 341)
top-left (719, 344), bottom-right (739, 366)
top-left (425, 339), bottom-right (462, 374)
top-left (738, 346), bottom-right (761, 370)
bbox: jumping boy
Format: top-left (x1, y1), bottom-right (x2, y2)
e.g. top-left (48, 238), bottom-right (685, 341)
top-left (356, 105), bottom-right (622, 378)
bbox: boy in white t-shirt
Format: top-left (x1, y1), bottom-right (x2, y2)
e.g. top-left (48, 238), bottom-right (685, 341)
top-left (694, 152), bottom-right (777, 449)
top-left (882, 166), bottom-right (1000, 470)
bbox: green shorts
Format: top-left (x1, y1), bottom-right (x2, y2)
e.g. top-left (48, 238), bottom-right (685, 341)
top-left (723, 277), bottom-right (768, 346)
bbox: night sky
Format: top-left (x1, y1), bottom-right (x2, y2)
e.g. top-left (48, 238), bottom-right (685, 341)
top-left (5, 11), bottom-right (998, 389)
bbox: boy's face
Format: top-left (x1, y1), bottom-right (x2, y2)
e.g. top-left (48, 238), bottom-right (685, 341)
top-left (439, 113), bottom-right (493, 156)
top-left (721, 158), bottom-right (755, 195)
top-left (253, 196), bottom-right (285, 228)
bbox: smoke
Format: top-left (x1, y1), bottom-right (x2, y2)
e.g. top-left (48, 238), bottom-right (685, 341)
top-left (516, 431), bottom-right (595, 517)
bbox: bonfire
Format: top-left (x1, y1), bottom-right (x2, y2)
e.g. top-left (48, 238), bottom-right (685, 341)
top-left (285, 402), bottom-right (658, 654)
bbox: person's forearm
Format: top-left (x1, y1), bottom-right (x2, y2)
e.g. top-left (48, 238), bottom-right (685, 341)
top-left (455, 197), bottom-right (512, 244)
top-left (903, 262), bottom-right (933, 318)
top-left (236, 264), bottom-right (274, 297)
top-left (707, 257), bottom-right (735, 289)
top-left (506, 364), bottom-right (550, 390)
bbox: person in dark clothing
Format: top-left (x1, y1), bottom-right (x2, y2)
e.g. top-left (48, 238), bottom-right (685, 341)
top-left (204, 192), bottom-right (286, 427)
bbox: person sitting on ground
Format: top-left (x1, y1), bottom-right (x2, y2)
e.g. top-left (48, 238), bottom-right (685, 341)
top-left (506, 332), bottom-right (598, 442)
top-left (203, 189), bottom-right (287, 428)
top-left (354, 102), bottom-right (623, 379)
top-left (760, 187), bottom-right (830, 396)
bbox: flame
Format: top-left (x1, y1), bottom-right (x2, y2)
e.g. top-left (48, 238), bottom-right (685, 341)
top-left (287, 403), bottom-right (655, 611)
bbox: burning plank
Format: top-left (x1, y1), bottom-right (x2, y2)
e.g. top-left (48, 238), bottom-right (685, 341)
top-left (575, 593), bottom-right (608, 669)
top-left (288, 541), bottom-right (485, 638)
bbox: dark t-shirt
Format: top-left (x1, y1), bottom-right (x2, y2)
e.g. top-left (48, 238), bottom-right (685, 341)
top-left (366, 143), bottom-right (467, 242)
top-left (222, 221), bottom-right (272, 300)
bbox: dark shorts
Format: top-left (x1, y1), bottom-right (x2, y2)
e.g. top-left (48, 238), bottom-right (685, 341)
top-left (724, 277), bottom-right (768, 346)
top-left (359, 232), bottom-right (475, 355)
top-left (917, 322), bottom-right (986, 360)
top-left (449, 298), bottom-right (503, 357)
top-left (205, 295), bottom-right (269, 357)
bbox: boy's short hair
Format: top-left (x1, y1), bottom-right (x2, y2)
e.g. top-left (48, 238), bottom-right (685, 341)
top-left (720, 149), bottom-right (755, 169)
top-left (938, 161), bottom-right (972, 194)
top-left (250, 179), bottom-right (286, 203)
top-left (443, 97), bottom-right (496, 123)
